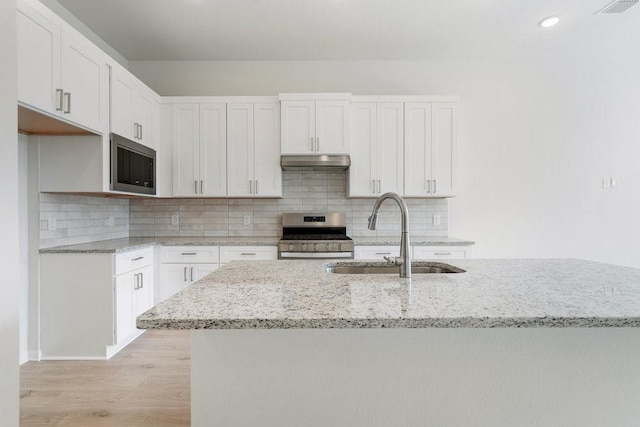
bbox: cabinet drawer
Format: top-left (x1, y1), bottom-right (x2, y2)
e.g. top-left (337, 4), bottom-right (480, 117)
top-left (115, 247), bottom-right (154, 275)
top-left (219, 246), bottom-right (277, 263)
top-left (412, 246), bottom-right (470, 260)
top-left (161, 246), bottom-right (220, 264)
top-left (354, 246), bottom-right (400, 260)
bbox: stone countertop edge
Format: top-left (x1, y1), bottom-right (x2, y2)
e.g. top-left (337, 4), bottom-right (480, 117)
top-left (138, 316), bottom-right (640, 330)
top-left (39, 236), bottom-right (475, 254)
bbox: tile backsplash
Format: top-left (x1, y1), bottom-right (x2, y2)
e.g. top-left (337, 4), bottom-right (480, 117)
top-left (129, 171), bottom-right (448, 238)
top-left (39, 194), bottom-right (130, 249)
top-left (38, 172), bottom-right (448, 247)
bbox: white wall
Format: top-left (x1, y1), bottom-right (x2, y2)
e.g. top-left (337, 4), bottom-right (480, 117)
top-left (0, 0), bottom-right (20, 423)
top-left (130, 58), bottom-right (640, 268)
top-left (19, 136), bottom-right (29, 364)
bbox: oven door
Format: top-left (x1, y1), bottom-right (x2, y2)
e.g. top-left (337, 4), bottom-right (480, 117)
top-left (278, 251), bottom-right (354, 260)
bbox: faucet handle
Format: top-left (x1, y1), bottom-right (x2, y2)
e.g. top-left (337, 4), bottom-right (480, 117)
top-left (383, 256), bottom-right (403, 266)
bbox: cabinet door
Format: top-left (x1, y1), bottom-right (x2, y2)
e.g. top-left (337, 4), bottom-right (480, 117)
top-left (110, 72), bottom-right (135, 140)
top-left (376, 103), bottom-right (404, 195)
top-left (413, 246), bottom-right (469, 260)
top-left (114, 273), bottom-right (135, 345)
top-left (431, 103), bottom-right (456, 197)
top-left (190, 264), bottom-right (220, 283)
top-left (348, 103), bottom-right (377, 197)
top-left (316, 100), bottom-right (350, 154)
top-left (227, 103), bottom-right (254, 197)
top-left (404, 103), bottom-right (433, 197)
top-left (133, 266), bottom-right (154, 317)
top-left (219, 246), bottom-right (278, 262)
top-left (173, 104), bottom-right (200, 196)
top-left (158, 263), bottom-right (190, 302)
top-left (16, 3), bottom-right (61, 115)
top-left (354, 246), bottom-right (401, 261)
top-left (200, 103), bottom-right (227, 196)
top-left (281, 100), bottom-right (315, 154)
top-left (133, 90), bottom-right (154, 147)
top-left (253, 102), bottom-right (282, 197)
top-left (60, 33), bottom-right (107, 132)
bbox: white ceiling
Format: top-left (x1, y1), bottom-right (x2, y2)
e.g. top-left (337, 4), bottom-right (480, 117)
top-left (55, 0), bottom-right (640, 61)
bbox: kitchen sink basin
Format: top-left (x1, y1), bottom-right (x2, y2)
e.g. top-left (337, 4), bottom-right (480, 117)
top-left (324, 262), bottom-right (465, 275)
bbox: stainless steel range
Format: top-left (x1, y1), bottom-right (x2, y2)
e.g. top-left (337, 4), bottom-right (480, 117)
top-left (278, 213), bottom-right (354, 259)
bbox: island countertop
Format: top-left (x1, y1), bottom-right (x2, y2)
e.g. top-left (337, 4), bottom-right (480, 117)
top-left (137, 258), bottom-right (640, 329)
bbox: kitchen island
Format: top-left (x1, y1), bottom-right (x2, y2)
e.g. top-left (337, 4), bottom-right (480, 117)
top-left (138, 259), bottom-right (640, 426)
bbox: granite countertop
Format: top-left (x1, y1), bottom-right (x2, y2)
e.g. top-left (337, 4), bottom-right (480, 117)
top-left (39, 237), bottom-right (282, 254)
top-left (137, 258), bottom-right (640, 330)
top-left (353, 236), bottom-right (474, 246)
top-left (39, 236), bottom-right (474, 254)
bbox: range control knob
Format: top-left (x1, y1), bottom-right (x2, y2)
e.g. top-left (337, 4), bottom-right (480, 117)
top-left (338, 244), bottom-right (342, 251)
top-left (288, 244), bottom-right (295, 251)
top-left (302, 244), bottom-right (307, 251)
top-left (326, 243), bottom-right (331, 251)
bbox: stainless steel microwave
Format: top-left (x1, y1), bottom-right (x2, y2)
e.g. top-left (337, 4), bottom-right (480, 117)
top-left (110, 133), bottom-right (156, 195)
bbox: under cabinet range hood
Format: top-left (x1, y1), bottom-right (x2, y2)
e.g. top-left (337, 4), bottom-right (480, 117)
top-left (280, 155), bottom-right (350, 171)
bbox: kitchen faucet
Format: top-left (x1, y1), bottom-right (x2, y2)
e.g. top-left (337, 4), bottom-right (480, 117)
top-left (367, 192), bottom-right (411, 278)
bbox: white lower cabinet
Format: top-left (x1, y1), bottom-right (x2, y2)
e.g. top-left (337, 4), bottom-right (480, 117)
top-left (39, 247), bottom-right (154, 360)
top-left (114, 263), bottom-right (153, 345)
top-left (354, 246), bottom-right (401, 260)
top-left (355, 245), bottom-right (472, 261)
top-left (412, 246), bottom-right (472, 260)
top-left (219, 246), bottom-right (278, 263)
top-left (158, 246), bottom-right (220, 303)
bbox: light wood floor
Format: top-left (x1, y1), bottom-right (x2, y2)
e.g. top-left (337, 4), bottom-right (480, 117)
top-left (20, 330), bottom-right (190, 426)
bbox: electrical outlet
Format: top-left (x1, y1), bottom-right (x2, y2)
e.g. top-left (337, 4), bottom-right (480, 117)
top-left (47, 217), bottom-right (56, 231)
top-left (433, 214), bottom-right (441, 226)
top-left (611, 177), bottom-right (618, 188)
top-left (171, 214), bottom-right (179, 226)
top-left (602, 178), bottom-right (611, 189)
top-left (243, 215), bottom-right (251, 226)
top-left (106, 216), bottom-right (114, 227)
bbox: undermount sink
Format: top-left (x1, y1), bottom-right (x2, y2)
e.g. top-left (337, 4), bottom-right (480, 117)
top-left (325, 262), bottom-right (465, 275)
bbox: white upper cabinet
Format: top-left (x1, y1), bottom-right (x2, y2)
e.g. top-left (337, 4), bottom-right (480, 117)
top-left (173, 103), bottom-right (227, 197)
top-left (227, 102), bottom-right (282, 197)
top-left (111, 65), bottom-right (156, 148)
top-left (404, 102), bottom-right (456, 197)
top-left (17, 0), bottom-right (108, 134)
top-left (348, 102), bottom-right (403, 197)
top-left (17, 2), bottom-right (60, 116)
top-left (280, 94), bottom-right (350, 155)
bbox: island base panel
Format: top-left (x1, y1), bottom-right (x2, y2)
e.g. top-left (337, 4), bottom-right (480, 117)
top-left (192, 328), bottom-right (640, 426)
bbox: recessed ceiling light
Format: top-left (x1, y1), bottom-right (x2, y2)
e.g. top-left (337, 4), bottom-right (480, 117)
top-left (538, 15), bottom-right (560, 28)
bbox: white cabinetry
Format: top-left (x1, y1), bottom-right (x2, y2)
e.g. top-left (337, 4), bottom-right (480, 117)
top-left (412, 246), bottom-right (471, 260)
top-left (39, 246), bottom-right (154, 359)
top-left (219, 246), bottom-right (278, 264)
top-left (227, 102), bottom-right (282, 197)
top-left (404, 103), bottom-right (457, 197)
top-left (158, 246), bottom-right (220, 302)
top-left (354, 246), bottom-right (401, 261)
top-left (17, 0), bottom-right (108, 134)
top-left (172, 103), bottom-right (227, 196)
top-left (349, 102), bottom-right (404, 196)
top-left (280, 94), bottom-right (351, 155)
top-left (110, 64), bottom-right (156, 148)
top-left (114, 253), bottom-right (153, 345)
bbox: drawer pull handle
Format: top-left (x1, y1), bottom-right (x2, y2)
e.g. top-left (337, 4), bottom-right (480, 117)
top-left (181, 252), bottom-right (197, 256)
top-left (241, 252), bottom-right (257, 256)
top-left (435, 252), bottom-right (452, 256)
top-left (375, 252), bottom-right (391, 255)
top-left (183, 266), bottom-right (187, 282)
top-left (131, 256), bottom-right (144, 261)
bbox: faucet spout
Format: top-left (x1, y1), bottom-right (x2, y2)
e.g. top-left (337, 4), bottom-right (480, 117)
top-left (367, 192), bottom-right (411, 278)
